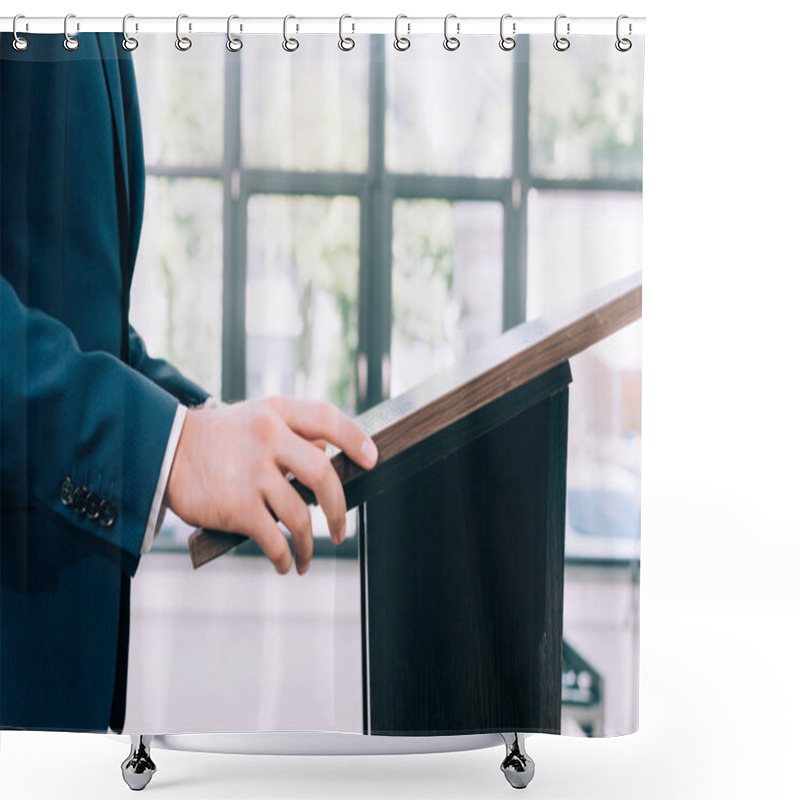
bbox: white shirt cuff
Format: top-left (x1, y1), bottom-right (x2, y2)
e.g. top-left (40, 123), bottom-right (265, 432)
top-left (140, 403), bottom-right (188, 555)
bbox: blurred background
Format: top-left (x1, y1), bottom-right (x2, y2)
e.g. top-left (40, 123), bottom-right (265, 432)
top-left (125, 32), bottom-right (643, 737)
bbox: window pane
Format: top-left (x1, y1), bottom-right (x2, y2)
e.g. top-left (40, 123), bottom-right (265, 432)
top-left (133, 34), bottom-right (225, 167)
top-left (564, 323), bottom-right (641, 562)
top-left (391, 200), bottom-right (503, 395)
top-left (526, 189), bottom-right (642, 318)
top-left (241, 37), bottom-right (368, 172)
top-left (386, 37), bottom-right (512, 177)
top-left (526, 189), bottom-right (642, 562)
top-left (529, 35), bottom-right (644, 181)
top-left (129, 177), bottom-right (223, 399)
top-left (246, 195), bottom-right (360, 414)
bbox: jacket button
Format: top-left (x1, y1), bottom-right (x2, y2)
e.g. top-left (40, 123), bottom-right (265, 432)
top-left (86, 492), bottom-right (102, 521)
top-left (60, 477), bottom-right (75, 507)
top-left (72, 486), bottom-right (89, 515)
top-left (98, 499), bottom-right (117, 529)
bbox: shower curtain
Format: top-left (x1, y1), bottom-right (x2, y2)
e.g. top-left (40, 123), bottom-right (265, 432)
top-left (0, 15), bottom-right (644, 757)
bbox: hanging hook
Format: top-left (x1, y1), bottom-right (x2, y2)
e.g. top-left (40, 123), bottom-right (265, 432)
top-left (12, 14), bottom-right (28, 51)
top-left (615, 14), bottom-right (632, 52)
top-left (282, 14), bottom-right (299, 52)
top-left (227, 14), bottom-right (243, 52)
top-left (553, 14), bottom-right (570, 52)
top-left (394, 14), bottom-right (411, 51)
top-left (64, 13), bottom-right (79, 51)
top-left (175, 13), bottom-right (192, 51)
top-left (338, 14), bottom-right (355, 51)
top-left (122, 14), bottom-right (138, 52)
top-left (499, 13), bottom-right (516, 51)
top-left (443, 13), bottom-right (460, 51)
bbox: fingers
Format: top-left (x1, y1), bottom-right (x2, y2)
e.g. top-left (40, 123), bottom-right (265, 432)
top-left (261, 465), bottom-right (314, 575)
top-left (275, 429), bottom-right (347, 544)
top-left (267, 397), bottom-right (378, 470)
top-left (278, 440), bottom-right (324, 477)
top-left (241, 499), bottom-right (293, 575)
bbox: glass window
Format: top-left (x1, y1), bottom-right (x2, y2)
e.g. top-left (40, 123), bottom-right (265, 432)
top-left (386, 36), bottom-right (512, 177)
top-left (391, 200), bottom-right (504, 395)
top-left (133, 35), bottom-right (225, 167)
top-left (526, 189), bottom-right (642, 319)
top-left (246, 194), bottom-right (360, 414)
top-left (241, 36), bottom-right (369, 172)
top-left (526, 187), bottom-right (642, 561)
top-left (529, 35), bottom-right (644, 181)
top-left (564, 322), bottom-right (641, 562)
top-left (129, 177), bottom-right (224, 399)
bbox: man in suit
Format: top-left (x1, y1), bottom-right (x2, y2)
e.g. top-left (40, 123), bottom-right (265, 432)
top-left (0, 32), bottom-right (377, 734)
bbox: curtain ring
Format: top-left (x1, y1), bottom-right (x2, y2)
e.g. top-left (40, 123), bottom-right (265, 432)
top-left (122, 14), bottom-right (139, 51)
top-left (12, 14), bottom-right (28, 51)
top-left (615, 14), bottom-right (632, 52)
top-left (64, 13), bottom-right (79, 51)
top-left (282, 15), bottom-right (299, 52)
top-left (227, 15), bottom-right (243, 52)
top-left (443, 13), bottom-right (460, 51)
top-left (499, 13), bottom-right (515, 51)
top-left (553, 14), bottom-right (570, 52)
top-left (394, 14), bottom-right (411, 51)
top-left (338, 14), bottom-right (355, 51)
top-left (175, 13), bottom-right (192, 51)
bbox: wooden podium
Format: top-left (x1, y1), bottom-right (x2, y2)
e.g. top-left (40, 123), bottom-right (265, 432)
top-left (187, 272), bottom-right (642, 740)
top-left (360, 360), bottom-right (571, 736)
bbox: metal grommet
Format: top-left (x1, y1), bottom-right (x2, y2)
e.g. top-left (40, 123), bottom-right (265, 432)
top-left (553, 14), bottom-right (570, 52)
top-left (282, 15), bottom-right (299, 52)
top-left (227, 14), bottom-right (243, 52)
top-left (615, 14), bottom-right (632, 52)
top-left (499, 13), bottom-right (515, 51)
top-left (394, 14), bottom-right (410, 51)
top-left (338, 14), bottom-right (355, 51)
top-left (63, 13), bottom-right (79, 51)
top-left (443, 13), bottom-right (460, 51)
top-left (175, 13), bottom-right (192, 51)
top-left (12, 14), bottom-right (29, 51)
top-left (122, 14), bottom-right (139, 51)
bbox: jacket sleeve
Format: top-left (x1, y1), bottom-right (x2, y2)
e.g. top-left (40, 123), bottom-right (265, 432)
top-left (127, 324), bottom-right (211, 408)
top-left (1, 275), bottom-right (179, 578)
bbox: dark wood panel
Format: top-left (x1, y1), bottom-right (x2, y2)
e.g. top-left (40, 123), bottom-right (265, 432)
top-left (362, 385), bottom-right (569, 735)
top-left (541, 388), bottom-right (569, 731)
top-left (189, 271), bottom-right (640, 568)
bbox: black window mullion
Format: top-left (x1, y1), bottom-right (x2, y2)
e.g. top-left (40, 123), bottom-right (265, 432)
top-left (244, 170), bottom-right (363, 196)
top-left (505, 33), bottom-right (531, 331)
top-left (221, 52), bottom-right (245, 402)
top-left (358, 34), bottom-right (391, 412)
top-left (530, 178), bottom-right (644, 193)
top-left (392, 174), bottom-right (507, 201)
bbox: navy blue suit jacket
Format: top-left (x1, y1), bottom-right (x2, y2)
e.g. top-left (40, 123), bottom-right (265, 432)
top-left (1, 33), bottom-right (209, 732)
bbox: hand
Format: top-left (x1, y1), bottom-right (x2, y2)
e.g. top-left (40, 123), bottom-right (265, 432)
top-left (165, 397), bottom-right (379, 576)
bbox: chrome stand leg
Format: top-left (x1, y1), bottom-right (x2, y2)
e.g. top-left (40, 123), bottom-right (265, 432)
top-left (500, 733), bottom-right (535, 789)
top-left (121, 734), bottom-right (157, 791)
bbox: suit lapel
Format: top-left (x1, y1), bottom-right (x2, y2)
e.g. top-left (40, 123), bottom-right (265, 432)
top-left (97, 33), bottom-right (129, 202)
top-left (96, 32), bottom-right (132, 361)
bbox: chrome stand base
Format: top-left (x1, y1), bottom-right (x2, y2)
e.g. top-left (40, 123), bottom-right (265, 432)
top-left (121, 735), bottom-right (157, 791)
top-left (500, 733), bottom-right (535, 789)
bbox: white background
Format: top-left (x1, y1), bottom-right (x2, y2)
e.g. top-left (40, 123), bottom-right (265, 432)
top-left (2, 1), bottom-right (799, 798)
